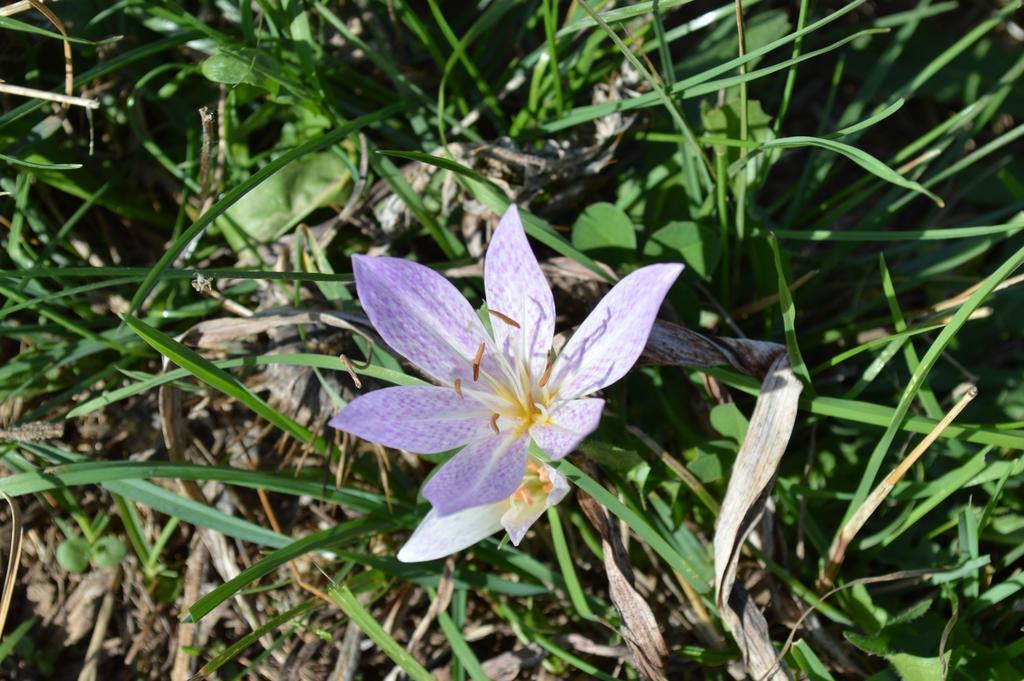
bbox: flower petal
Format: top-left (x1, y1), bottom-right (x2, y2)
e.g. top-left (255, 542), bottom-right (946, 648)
top-left (483, 205), bottom-right (555, 379)
top-left (423, 431), bottom-right (529, 516)
top-left (530, 398), bottom-right (605, 460)
top-left (397, 502), bottom-right (507, 562)
top-left (548, 263), bottom-right (683, 399)
top-left (546, 464), bottom-right (570, 505)
top-left (353, 254), bottom-right (491, 385)
top-left (329, 385), bottom-right (491, 453)
top-left (501, 463), bottom-right (570, 545)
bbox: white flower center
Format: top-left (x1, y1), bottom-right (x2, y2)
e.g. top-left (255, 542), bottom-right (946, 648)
top-left (452, 308), bottom-right (558, 437)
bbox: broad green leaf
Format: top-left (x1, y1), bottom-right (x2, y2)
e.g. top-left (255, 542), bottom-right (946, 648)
top-left (888, 652), bottom-right (948, 681)
top-left (571, 202), bottom-right (637, 254)
top-left (201, 49), bottom-right (279, 92)
top-left (709, 402), bottom-right (748, 443)
top-left (643, 220), bottom-right (720, 278)
top-left (218, 150), bottom-right (351, 246)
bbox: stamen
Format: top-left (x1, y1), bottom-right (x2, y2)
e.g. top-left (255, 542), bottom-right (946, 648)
top-left (490, 413), bottom-right (500, 434)
top-left (526, 459), bottom-right (542, 474)
top-left (513, 487), bottom-right (534, 505)
top-left (526, 391), bottom-right (536, 415)
top-left (538, 355), bottom-right (553, 388)
top-left (487, 308), bottom-right (521, 329)
top-left (472, 342), bottom-right (485, 382)
top-left (453, 378), bottom-right (463, 399)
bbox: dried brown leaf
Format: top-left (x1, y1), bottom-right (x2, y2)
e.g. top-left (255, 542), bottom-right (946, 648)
top-left (642, 321), bottom-right (803, 680)
top-left (579, 489), bottom-right (669, 681)
top-left (178, 308), bottom-right (374, 349)
top-left (480, 644), bottom-right (546, 681)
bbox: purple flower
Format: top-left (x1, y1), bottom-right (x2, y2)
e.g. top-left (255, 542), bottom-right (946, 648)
top-left (397, 458), bottom-right (571, 562)
top-left (330, 205), bottom-right (682, 561)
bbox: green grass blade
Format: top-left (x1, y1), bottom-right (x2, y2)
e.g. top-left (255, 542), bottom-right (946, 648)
top-left (121, 315), bottom-right (319, 448)
top-left (838, 244), bottom-right (1024, 529)
top-left (201, 600), bottom-right (320, 674)
top-left (539, 447), bottom-right (711, 593)
top-left (547, 506), bottom-right (598, 621)
top-left (767, 234), bottom-right (811, 385)
top-left (185, 519), bottom-right (396, 623)
top-left (706, 368), bottom-right (1024, 450)
top-left (436, 603), bottom-right (490, 681)
top-left (328, 585), bottom-right (435, 681)
top-left (751, 136), bottom-right (942, 206)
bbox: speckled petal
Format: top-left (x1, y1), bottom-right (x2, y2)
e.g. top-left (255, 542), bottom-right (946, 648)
top-left (397, 502), bottom-right (507, 562)
top-left (548, 263), bottom-right (683, 400)
top-left (329, 386), bottom-right (491, 454)
top-left (423, 431), bottom-right (529, 516)
top-left (501, 463), bottom-right (570, 545)
top-left (483, 205), bottom-right (555, 380)
top-left (530, 398), bottom-right (605, 460)
top-left (353, 254), bottom-right (494, 385)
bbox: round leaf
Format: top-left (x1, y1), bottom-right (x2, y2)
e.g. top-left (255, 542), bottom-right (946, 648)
top-left (92, 536), bottom-right (128, 569)
top-left (56, 537), bottom-right (91, 573)
top-left (643, 220), bottom-right (721, 279)
top-left (571, 202), bottom-right (637, 255)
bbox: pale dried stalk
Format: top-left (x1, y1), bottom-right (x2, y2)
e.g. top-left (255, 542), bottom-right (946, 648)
top-left (27, 0), bottom-right (73, 99)
top-left (819, 386), bottom-right (978, 591)
top-left (0, 83), bottom-right (98, 109)
top-left (0, 493), bottom-right (23, 643)
top-left (0, 422), bottom-right (64, 442)
top-left (76, 566), bottom-right (121, 681)
top-left (928, 272), bottom-right (1024, 314)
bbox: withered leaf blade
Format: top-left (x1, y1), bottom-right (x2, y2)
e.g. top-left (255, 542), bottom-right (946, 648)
top-left (714, 355), bottom-right (801, 680)
top-left (578, 488), bottom-right (669, 681)
top-left (643, 321), bottom-right (803, 680)
top-left (178, 307), bottom-right (374, 348)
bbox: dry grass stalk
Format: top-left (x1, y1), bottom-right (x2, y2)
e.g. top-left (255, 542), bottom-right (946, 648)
top-left (0, 82), bottom-right (98, 109)
top-left (0, 492), bottom-right (23, 643)
top-left (819, 386), bottom-right (978, 592)
top-left (26, 0), bottom-right (73, 99)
